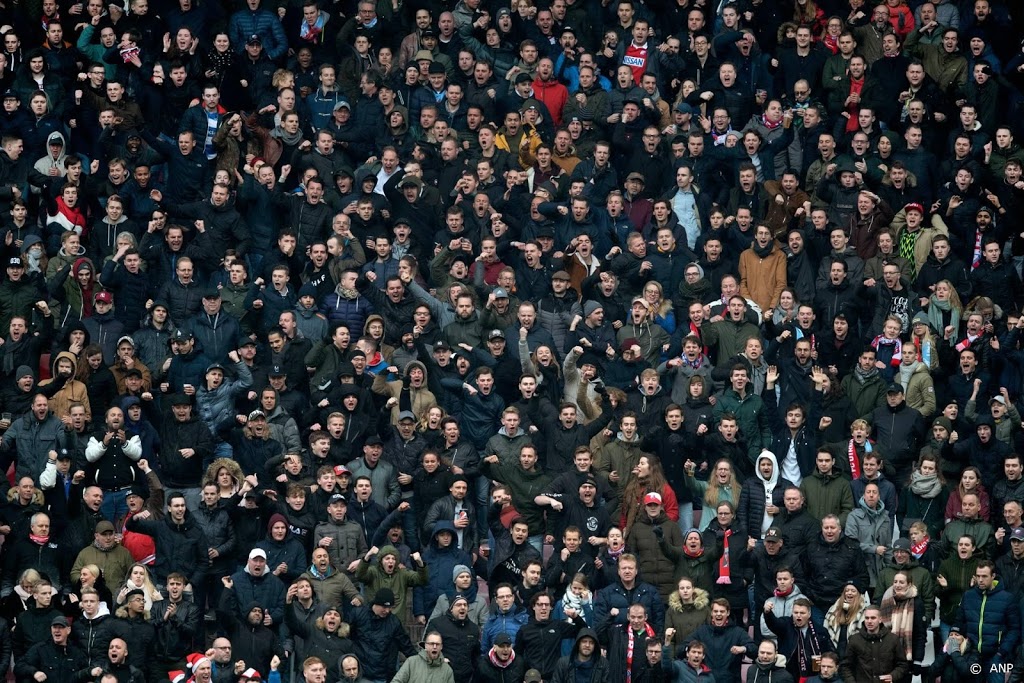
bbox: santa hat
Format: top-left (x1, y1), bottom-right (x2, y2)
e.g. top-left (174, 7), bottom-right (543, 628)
top-left (186, 653), bottom-right (211, 675)
top-left (168, 671), bottom-right (186, 683)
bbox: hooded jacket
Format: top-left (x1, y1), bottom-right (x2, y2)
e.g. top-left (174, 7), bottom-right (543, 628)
top-left (738, 451), bottom-right (793, 539)
top-left (39, 351), bottom-right (91, 421)
top-left (371, 360), bottom-right (436, 425)
top-left (551, 628), bottom-right (609, 683)
top-left (840, 623), bottom-right (908, 683)
top-left (391, 646), bottom-right (455, 683)
top-left (414, 521), bottom-right (474, 619)
top-left (844, 496), bottom-right (892, 587)
top-left (355, 544), bottom-right (427, 618)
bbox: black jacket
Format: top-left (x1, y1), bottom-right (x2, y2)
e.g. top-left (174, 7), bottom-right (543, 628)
top-left (123, 511), bottom-right (210, 586)
top-left (150, 597), bottom-right (201, 663)
top-left (15, 640), bottom-right (89, 683)
top-left (426, 608), bottom-right (481, 683)
top-left (158, 416), bottom-right (215, 488)
top-left (802, 534), bottom-right (869, 609)
top-left (550, 628), bottom-right (608, 683)
top-left (515, 616), bottom-right (583, 680)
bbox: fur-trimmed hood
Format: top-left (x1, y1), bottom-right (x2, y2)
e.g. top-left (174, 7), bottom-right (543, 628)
top-left (667, 587), bottom-right (710, 612)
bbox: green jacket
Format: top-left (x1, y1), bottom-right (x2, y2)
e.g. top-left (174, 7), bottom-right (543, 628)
top-left (480, 460), bottom-right (552, 535)
top-left (391, 649), bottom-right (455, 683)
top-left (841, 371), bottom-right (887, 422)
top-left (800, 468), bottom-right (854, 526)
top-left (355, 544), bottom-right (428, 619)
top-left (714, 388), bottom-right (771, 459)
top-left (702, 317), bottom-right (761, 362)
top-left (875, 559), bottom-right (936, 620)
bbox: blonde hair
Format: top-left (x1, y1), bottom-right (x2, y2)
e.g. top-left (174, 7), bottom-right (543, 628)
top-left (705, 458), bottom-right (740, 508)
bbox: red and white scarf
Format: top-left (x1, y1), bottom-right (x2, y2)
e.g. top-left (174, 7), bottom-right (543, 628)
top-left (717, 528), bottom-right (733, 584)
top-left (626, 622), bottom-right (656, 683)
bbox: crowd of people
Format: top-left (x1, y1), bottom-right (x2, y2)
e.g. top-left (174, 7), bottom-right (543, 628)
top-left (0, 0), bottom-right (1022, 682)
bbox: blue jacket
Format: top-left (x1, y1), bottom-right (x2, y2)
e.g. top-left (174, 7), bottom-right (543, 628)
top-left (594, 579), bottom-right (666, 633)
top-left (459, 381), bottom-right (505, 451)
top-left (228, 8), bottom-right (288, 60)
top-left (195, 360), bottom-right (252, 439)
top-left (955, 581), bottom-right (1021, 659)
top-left (413, 521), bottom-right (473, 619)
top-left (481, 604), bottom-right (529, 652)
top-left (229, 567), bottom-right (286, 626)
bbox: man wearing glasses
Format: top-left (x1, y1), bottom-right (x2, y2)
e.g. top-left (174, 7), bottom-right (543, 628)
top-left (390, 632), bottom-right (453, 683)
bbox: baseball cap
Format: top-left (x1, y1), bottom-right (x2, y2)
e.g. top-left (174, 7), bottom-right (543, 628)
top-left (247, 410), bottom-right (267, 422)
top-left (171, 329), bottom-right (193, 342)
top-left (514, 72), bottom-right (532, 84)
top-left (626, 172), bottom-right (645, 183)
top-left (1011, 528), bottom-right (1024, 542)
top-left (433, 340), bottom-right (451, 352)
top-left (94, 291), bottom-right (112, 304)
top-left (525, 670), bottom-right (543, 683)
top-left (269, 365), bottom-right (286, 377)
top-left (333, 465), bottom-right (352, 477)
top-left (7, 256), bottom-right (21, 268)
top-left (365, 435), bottom-right (383, 447)
top-left (904, 202), bottom-right (924, 215)
top-left (643, 492), bottom-right (662, 505)
top-left (488, 329), bottom-right (506, 341)
top-left (248, 548), bottom-right (268, 560)
top-left (95, 520), bottom-right (115, 534)
top-left (764, 527), bottom-right (782, 542)
top-left (169, 392), bottom-right (191, 406)
top-left (494, 633), bottom-right (513, 646)
top-left (206, 363), bottom-right (225, 374)
top-left (51, 616), bottom-right (70, 628)
top-left (398, 410), bottom-right (417, 422)
top-left (892, 538), bottom-right (911, 551)
top-left (992, 395), bottom-right (1007, 405)
top-left (246, 34), bottom-right (261, 46)
top-left (329, 493), bottom-right (347, 505)
top-left (886, 382), bottom-right (904, 394)
top-left (203, 287), bottom-right (221, 299)
top-left (493, 287), bottom-right (509, 298)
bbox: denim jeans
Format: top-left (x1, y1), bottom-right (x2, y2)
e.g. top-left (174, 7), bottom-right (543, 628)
top-left (101, 489), bottom-right (129, 523)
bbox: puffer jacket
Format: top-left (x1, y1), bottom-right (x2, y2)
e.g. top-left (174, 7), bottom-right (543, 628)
top-left (150, 596), bottom-right (200, 663)
top-left (71, 605), bottom-right (118, 666)
top-left (626, 511), bottom-right (684, 599)
top-left (133, 316), bottom-right (175, 372)
top-left (593, 579), bottom-right (666, 633)
top-left (536, 292), bottom-right (581, 354)
top-left (737, 451), bottom-right (794, 540)
top-left (414, 520), bottom-right (474, 619)
top-left (320, 286), bottom-right (373, 332)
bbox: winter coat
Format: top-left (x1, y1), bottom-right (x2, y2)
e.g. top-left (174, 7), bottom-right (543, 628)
top-left (391, 648), bottom-right (455, 683)
top-left (346, 605), bottom-right (421, 681)
top-left (844, 498), bottom-right (892, 589)
top-left (684, 623), bottom-right (755, 683)
top-left (840, 624), bottom-right (909, 683)
top-left (594, 580), bottom-right (666, 633)
top-left (2, 412), bottom-right (65, 484)
top-left (550, 628), bottom-right (609, 683)
top-left (123, 511), bottom-right (210, 586)
top-left (665, 589), bottom-right (710, 650)
top-left (354, 544), bottom-right (427, 618)
top-left (626, 512), bottom-right (684, 599)
top-left (414, 521), bottom-right (473, 619)
top-left (737, 452), bottom-right (793, 539)
top-left (803, 533), bottom-right (869, 609)
top-left (371, 360), bottom-right (436, 425)
top-left (158, 416), bottom-right (215, 488)
top-left (426, 607), bottom-right (481, 683)
top-left (800, 468), bottom-right (855, 527)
